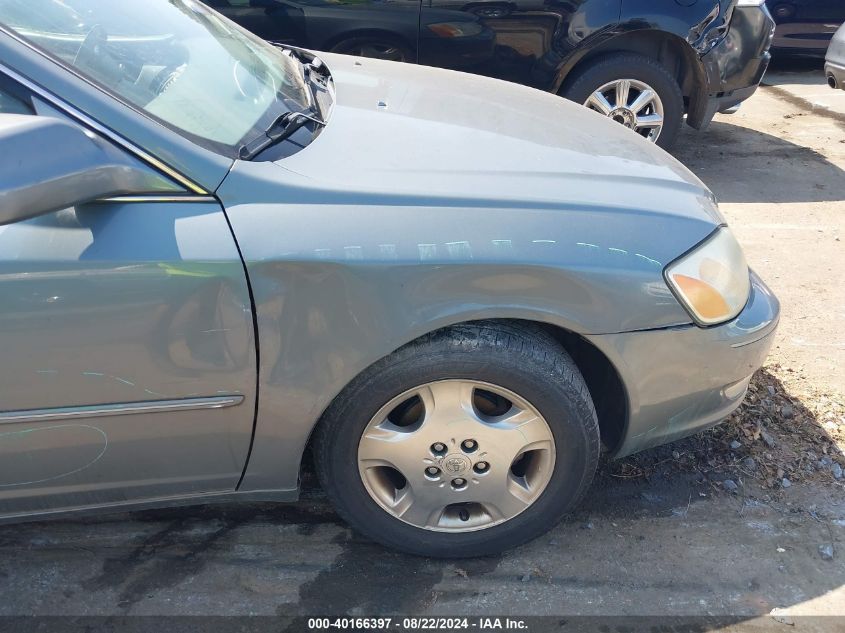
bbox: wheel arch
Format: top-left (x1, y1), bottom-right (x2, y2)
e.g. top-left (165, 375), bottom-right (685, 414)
top-left (556, 29), bottom-right (706, 113)
top-left (321, 28), bottom-right (417, 58)
top-left (297, 317), bottom-right (630, 488)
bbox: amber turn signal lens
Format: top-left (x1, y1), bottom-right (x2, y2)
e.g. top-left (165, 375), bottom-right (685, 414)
top-left (671, 274), bottom-right (731, 321)
top-left (428, 24), bottom-right (462, 38)
top-left (664, 228), bottom-right (751, 326)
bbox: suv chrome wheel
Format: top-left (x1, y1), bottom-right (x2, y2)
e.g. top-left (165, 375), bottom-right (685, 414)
top-left (584, 78), bottom-right (665, 143)
top-left (357, 379), bottom-right (555, 533)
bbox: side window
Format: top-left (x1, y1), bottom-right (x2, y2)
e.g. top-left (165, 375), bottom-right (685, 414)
top-left (0, 76), bottom-right (34, 115)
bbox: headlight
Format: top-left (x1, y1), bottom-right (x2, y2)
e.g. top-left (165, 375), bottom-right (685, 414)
top-left (427, 22), bottom-right (484, 38)
top-left (664, 227), bottom-right (751, 326)
top-left (735, 0), bottom-right (766, 6)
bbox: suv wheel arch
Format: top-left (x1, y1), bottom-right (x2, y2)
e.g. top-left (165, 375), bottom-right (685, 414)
top-left (554, 29), bottom-right (706, 121)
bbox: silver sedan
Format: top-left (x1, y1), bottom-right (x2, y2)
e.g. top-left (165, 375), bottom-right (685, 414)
top-left (0, 0), bottom-right (778, 557)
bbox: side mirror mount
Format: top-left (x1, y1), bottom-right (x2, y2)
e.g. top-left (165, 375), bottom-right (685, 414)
top-left (0, 114), bottom-right (166, 226)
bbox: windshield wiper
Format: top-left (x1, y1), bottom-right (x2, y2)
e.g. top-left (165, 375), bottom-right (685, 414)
top-left (281, 47), bottom-right (329, 113)
top-left (238, 110), bottom-right (326, 161)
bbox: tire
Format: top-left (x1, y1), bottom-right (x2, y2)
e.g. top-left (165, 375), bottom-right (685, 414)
top-left (330, 35), bottom-right (412, 63)
top-left (313, 321), bottom-right (600, 558)
top-left (560, 52), bottom-right (684, 150)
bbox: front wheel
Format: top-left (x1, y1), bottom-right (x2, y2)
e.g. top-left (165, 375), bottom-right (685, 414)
top-left (561, 53), bottom-right (684, 150)
top-left (313, 322), bottom-right (600, 558)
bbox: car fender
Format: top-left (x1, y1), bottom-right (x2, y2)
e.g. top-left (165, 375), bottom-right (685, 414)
top-left (217, 163), bottom-right (717, 495)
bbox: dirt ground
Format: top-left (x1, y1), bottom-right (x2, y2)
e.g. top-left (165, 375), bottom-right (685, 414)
top-left (0, 80), bottom-right (843, 629)
top-left (674, 74), bottom-right (845, 398)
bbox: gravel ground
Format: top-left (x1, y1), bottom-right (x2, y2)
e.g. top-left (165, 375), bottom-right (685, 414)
top-left (0, 79), bottom-right (843, 629)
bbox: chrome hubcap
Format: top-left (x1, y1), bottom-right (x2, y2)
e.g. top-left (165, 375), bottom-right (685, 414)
top-left (584, 78), bottom-right (665, 142)
top-left (357, 380), bottom-right (556, 533)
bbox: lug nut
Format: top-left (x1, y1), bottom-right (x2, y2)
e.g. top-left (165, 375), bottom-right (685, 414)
top-left (425, 466), bottom-right (440, 477)
top-left (474, 461), bottom-right (489, 473)
top-left (461, 439), bottom-right (477, 452)
top-left (452, 478), bottom-right (466, 487)
top-left (431, 442), bottom-right (446, 454)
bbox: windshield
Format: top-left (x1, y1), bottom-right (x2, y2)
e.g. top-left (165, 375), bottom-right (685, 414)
top-left (0, 0), bottom-right (313, 155)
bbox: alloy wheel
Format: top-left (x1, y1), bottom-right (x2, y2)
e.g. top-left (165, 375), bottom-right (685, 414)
top-left (583, 78), bottom-right (665, 142)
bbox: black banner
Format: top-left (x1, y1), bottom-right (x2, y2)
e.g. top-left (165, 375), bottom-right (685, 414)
top-left (0, 617), bottom-right (843, 633)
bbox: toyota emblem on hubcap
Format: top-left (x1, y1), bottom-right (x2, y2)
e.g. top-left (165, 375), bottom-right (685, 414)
top-left (442, 454), bottom-right (471, 475)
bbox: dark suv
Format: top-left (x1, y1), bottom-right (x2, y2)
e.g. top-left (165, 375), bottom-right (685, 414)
top-left (207, 0), bottom-right (775, 149)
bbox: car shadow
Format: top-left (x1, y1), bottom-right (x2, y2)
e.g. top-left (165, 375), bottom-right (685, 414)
top-left (0, 369), bottom-right (841, 623)
top-left (671, 116), bottom-right (845, 204)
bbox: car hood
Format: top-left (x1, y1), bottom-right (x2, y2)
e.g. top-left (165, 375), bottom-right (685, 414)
top-left (217, 54), bottom-right (726, 334)
top-left (275, 52), bottom-right (723, 228)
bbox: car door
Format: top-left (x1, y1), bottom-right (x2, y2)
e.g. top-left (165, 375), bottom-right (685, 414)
top-left (799, 0), bottom-right (845, 46)
top-left (769, 0), bottom-right (845, 52)
top-left (418, 0), bottom-right (589, 88)
top-left (209, 0), bottom-right (423, 62)
top-left (0, 76), bottom-right (257, 519)
top-left (205, 0), bottom-right (306, 44)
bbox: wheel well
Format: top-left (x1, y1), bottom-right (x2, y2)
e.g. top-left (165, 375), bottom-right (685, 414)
top-left (536, 321), bottom-right (628, 454)
top-left (560, 30), bottom-right (703, 107)
top-left (323, 29), bottom-right (415, 54)
top-left (300, 318), bottom-right (629, 481)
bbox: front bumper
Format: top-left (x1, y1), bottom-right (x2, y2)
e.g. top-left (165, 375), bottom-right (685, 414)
top-left (586, 271), bottom-right (780, 458)
top-left (688, 5), bottom-right (776, 129)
